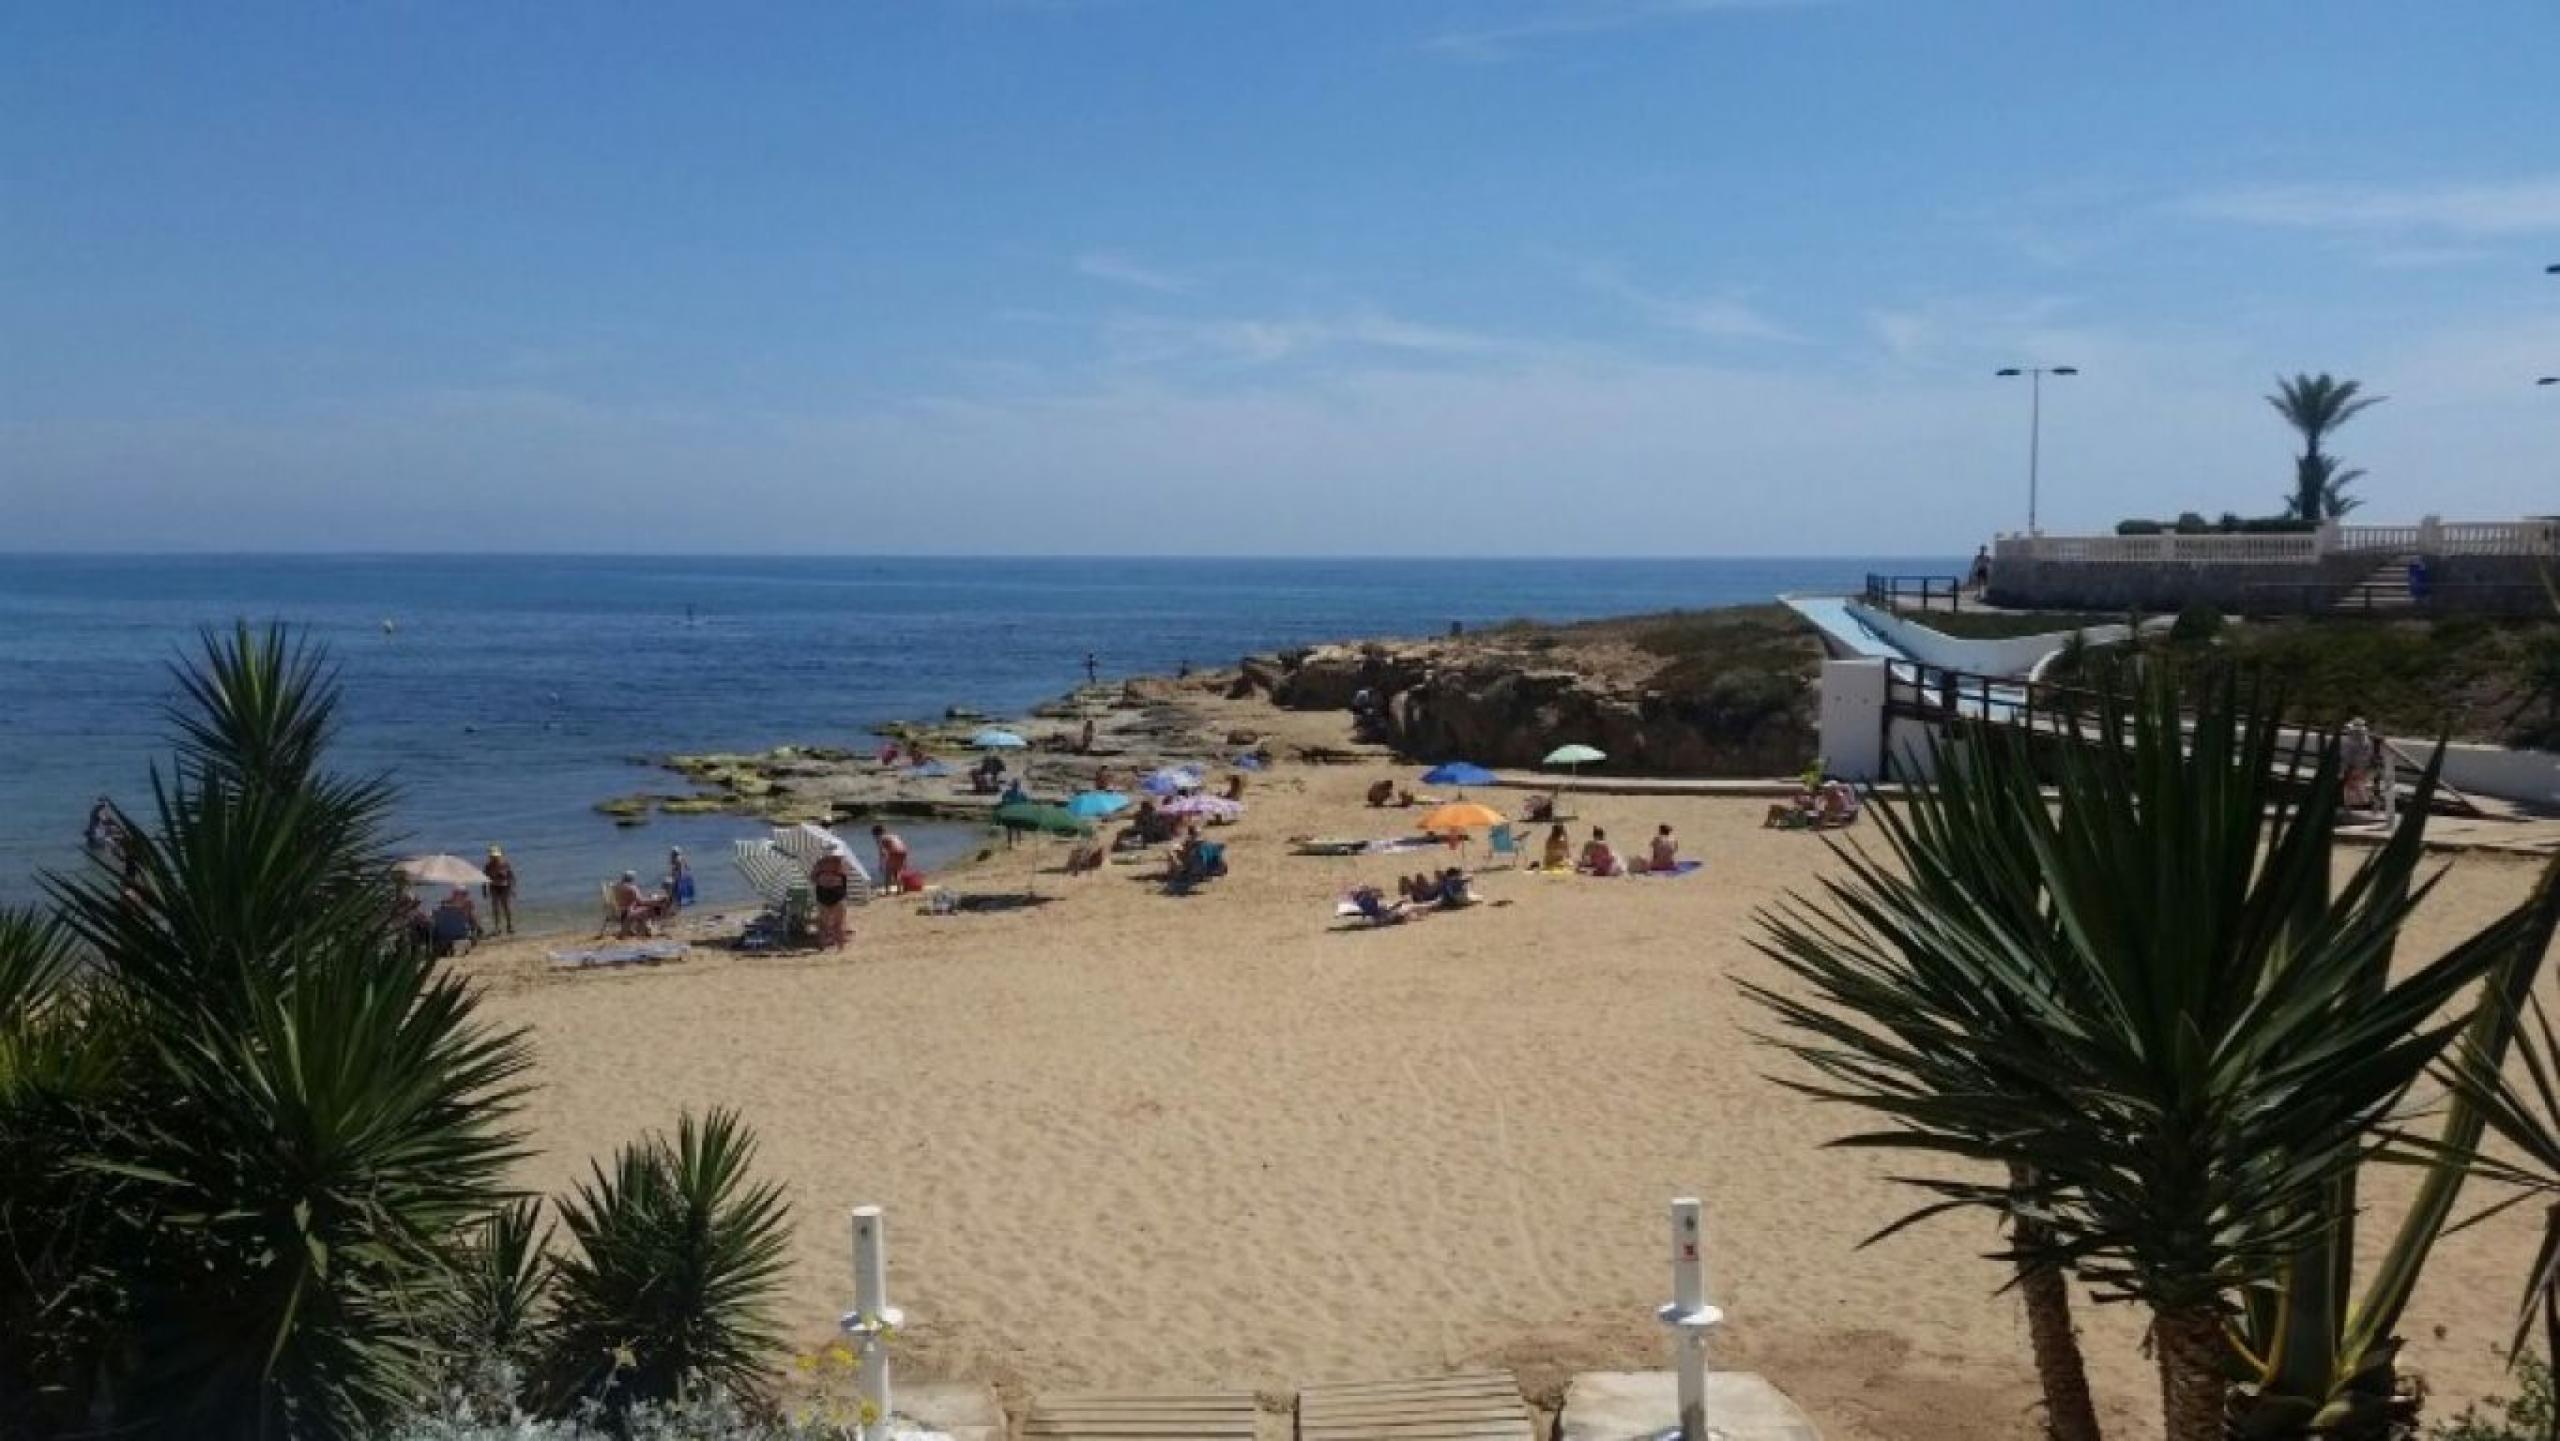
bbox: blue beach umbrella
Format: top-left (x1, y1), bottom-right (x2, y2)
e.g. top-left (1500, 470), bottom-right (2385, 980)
top-left (1067, 789), bottom-right (1132, 819)
top-left (970, 728), bottom-right (1028, 750)
top-left (1421, 761), bottom-right (1498, 787)
top-left (1138, 766), bottom-right (1201, 796)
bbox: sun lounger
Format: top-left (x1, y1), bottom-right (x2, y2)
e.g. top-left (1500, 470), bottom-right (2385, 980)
top-left (546, 941), bottom-right (688, 970)
top-left (1336, 889), bottom-right (1413, 926)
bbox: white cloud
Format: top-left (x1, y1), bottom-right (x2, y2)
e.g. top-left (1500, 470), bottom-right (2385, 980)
top-left (1578, 263), bottom-right (1798, 342)
top-left (1098, 308), bottom-right (1528, 368)
top-left (2179, 176), bottom-right (2560, 236)
top-left (1073, 251), bottom-right (1196, 294)
top-left (1422, 0), bottom-right (1815, 61)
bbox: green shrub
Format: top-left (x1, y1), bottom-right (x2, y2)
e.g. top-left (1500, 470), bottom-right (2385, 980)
top-left (2431, 1349), bottom-right (2553, 1441)
top-left (2170, 602), bottom-right (2225, 644)
top-left (539, 1109), bottom-right (792, 1419)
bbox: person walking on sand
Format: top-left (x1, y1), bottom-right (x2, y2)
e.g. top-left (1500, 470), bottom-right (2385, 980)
top-left (2341, 717), bottom-right (2378, 811)
top-left (810, 850), bottom-right (853, 950)
top-left (482, 844), bottom-right (516, 936)
top-left (872, 824), bottom-right (910, 892)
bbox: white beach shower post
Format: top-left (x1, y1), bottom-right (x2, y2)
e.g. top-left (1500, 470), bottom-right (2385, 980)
top-left (842, 1205), bottom-right (903, 1437)
top-left (1656, 1196), bottom-right (1724, 1441)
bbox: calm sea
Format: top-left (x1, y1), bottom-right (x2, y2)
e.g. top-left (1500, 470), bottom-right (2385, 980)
top-left (0, 555), bottom-right (1946, 924)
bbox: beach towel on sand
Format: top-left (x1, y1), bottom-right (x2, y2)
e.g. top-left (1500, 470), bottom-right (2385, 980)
top-left (547, 941), bottom-right (689, 969)
top-left (1634, 860), bottom-right (1704, 878)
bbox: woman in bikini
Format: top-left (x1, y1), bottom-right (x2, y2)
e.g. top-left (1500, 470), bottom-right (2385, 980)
top-left (810, 851), bottom-right (853, 950)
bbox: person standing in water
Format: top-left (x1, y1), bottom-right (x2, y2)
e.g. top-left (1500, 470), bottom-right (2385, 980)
top-left (482, 845), bottom-right (516, 936)
top-left (1083, 651), bottom-right (1100, 686)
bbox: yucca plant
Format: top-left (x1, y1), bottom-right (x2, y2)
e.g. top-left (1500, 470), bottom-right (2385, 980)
top-left (33, 623), bottom-right (536, 1439)
top-left (1747, 719), bottom-right (2104, 1441)
top-left (539, 1109), bottom-right (791, 1419)
top-left (1751, 672), bottom-right (2535, 1441)
top-left (0, 907), bottom-right (132, 1437)
top-left (2228, 851), bottom-right (2559, 1440)
top-left (2433, 973), bottom-right (2560, 1441)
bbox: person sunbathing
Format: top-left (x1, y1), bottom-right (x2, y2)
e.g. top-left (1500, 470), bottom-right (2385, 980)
top-left (1765, 786), bottom-right (1820, 829)
top-left (1348, 886), bottom-right (1411, 925)
top-left (1366, 779), bottom-right (1395, 807)
top-left (1541, 823), bottom-right (1571, 870)
top-left (1578, 828), bottom-right (1625, 877)
top-left (1649, 824), bottom-right (1680, 872)
top-left (1434, 868), bottom-right (1476, 908)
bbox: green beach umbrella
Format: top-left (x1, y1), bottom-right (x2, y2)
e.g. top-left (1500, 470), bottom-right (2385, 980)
top-left (991, 800), bottom-right (1092, 897)
top-left (992, 801), bottom-right (1091, 837)
top-left (1542, 743), bottom-right (1605, 787)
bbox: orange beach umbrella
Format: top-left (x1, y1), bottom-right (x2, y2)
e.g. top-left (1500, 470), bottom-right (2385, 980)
top-left (1416, 801), bottom-right (1505, 834)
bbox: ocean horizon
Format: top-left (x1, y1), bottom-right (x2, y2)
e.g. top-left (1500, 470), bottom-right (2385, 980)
top-left (0, 552), bottom-right (1954, 922)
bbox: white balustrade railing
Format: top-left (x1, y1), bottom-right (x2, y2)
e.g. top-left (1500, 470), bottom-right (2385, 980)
top-left (1996, 516), bottom-right (2558, 565)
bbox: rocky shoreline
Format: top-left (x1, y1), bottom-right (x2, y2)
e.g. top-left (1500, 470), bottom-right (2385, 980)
top-left (594, 604), bottom-right (1825, 828)
top-left (594, 673), bottom-right (1280, 830)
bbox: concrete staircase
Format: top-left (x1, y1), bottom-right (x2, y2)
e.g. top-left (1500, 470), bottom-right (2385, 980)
top-left (2331, 554), bottom-right (2418, 614)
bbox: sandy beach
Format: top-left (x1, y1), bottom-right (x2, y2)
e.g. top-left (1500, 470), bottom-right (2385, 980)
top-left (459, 690), bottom-right (2556, 1441)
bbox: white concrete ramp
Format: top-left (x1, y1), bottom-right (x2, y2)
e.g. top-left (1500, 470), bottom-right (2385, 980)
top-left (1558, 1371), bottom-right (1820, 1441)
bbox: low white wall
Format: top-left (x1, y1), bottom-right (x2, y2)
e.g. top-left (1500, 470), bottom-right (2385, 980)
top-left (1818, 659), bottom-right (1887, 782)
top-left (2400, 739), bottom-right (2560, 808)
top-left (1847, 601), bottom-right (2128, 679)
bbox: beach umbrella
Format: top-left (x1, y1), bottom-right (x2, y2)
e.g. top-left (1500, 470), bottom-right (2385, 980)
top-left (1138, 765), bottom-right (1202, 796)
top-left (991, 800), bottom-right (1094, 897)
top-left (731, 839), bottom-right (803, 909)
top-left (1160, 794), bottom-right (1242, 821)
top-left (1542, 743), bottom-right (1605, 785)
top-left (1067, 789), bottom-right (1132, 819)
top-left (1416, 801), bottom-right (1505, 834)
top-left (1421, 761), bottom-right (1498, 787)
top-left (970, 728), bottom-right (1028, 750)
top-left (992, 801), bottom-right (1092, 838)
top-left (396, 853), bottom-right (489, 889)
top-left (773, 823), bottom-right (872, 895)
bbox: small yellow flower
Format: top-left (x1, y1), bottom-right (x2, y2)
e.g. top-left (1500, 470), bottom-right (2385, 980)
top-left (796, 1352), bottom-right (820, 1373)
top-left (827, 1342), bottom-right (856, 1369)
top-left (859, 1399), bottom-right (881, 1426)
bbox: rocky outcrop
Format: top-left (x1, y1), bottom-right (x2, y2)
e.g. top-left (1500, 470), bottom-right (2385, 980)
top-left (1243, 639), bottom-right (1813, 777)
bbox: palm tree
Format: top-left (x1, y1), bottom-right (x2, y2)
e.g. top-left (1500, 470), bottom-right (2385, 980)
top-left (2268, 373), bottom-right (2383, 520)
top-left (1751, 675), bottom-right (2541, 1441)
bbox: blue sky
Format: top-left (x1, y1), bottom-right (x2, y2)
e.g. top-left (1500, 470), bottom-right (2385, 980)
top-left (5, 0), bottom-right (2556, 555)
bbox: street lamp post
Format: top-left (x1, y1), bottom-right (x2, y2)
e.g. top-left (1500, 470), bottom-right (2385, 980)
top-left (1995, 365), bottom-right (2078, 534)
